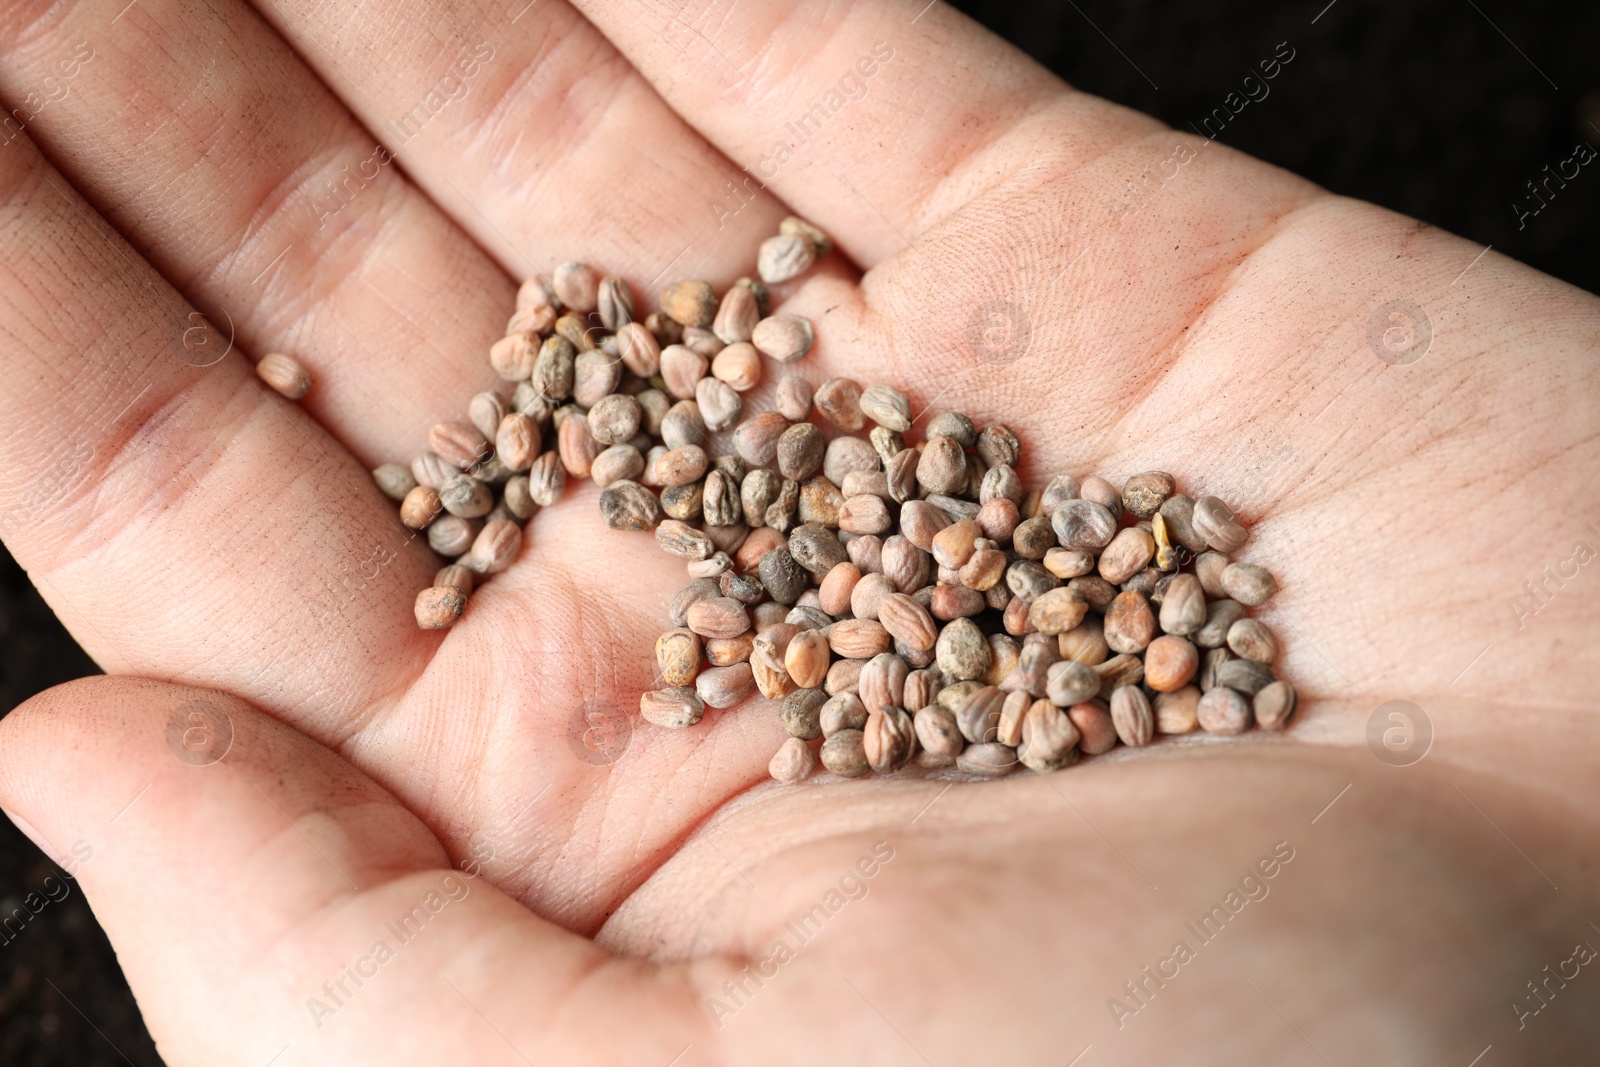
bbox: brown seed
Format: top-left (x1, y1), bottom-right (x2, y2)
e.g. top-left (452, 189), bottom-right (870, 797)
top-left (709, 283), bottom-right (759, 344)
top-left (372, 463), bottom-right (417, 502)
top-left (936, 617), bottom-right (992, 681)
top-left (465, 517), bottom-right (521, 574)
top-left (656, 629), bottom-right (703, 687)
top-left (696, 662), bottom-right (756, 709)
top-left (931, 585), bottom-right (986, 620)
top-left (429, 421), bottom-right (490, 471)
top-left (752, 314), bottom-right (815, 363)
top-left (719, 569), bottom-right (763, 604)
top-left (914, 706), bottom-right (963, 765)
top-left (505, 476), bottom-right (539, 521)
top-left (1068, 701), bottom-right (1118, 755)
top-left (439, 475), bottom-right (494, 519)
top-left (895, 500), bottom-right (947, 553)
top-left (551, 261), bottom-right (599, 312)
top-left (957, 742), bottom-right (1018, 778)
top-left (1078, 475), bottom-right (1124, 522)
top-left (615, 322), bottom-right (662, 377)
top-left (554, 312), bottom-right (592, 351)
top-left (410, 451), bottom-right (453, 490)
top-left (641, 687), bottom-right (706, 729)
top-left (1110, 686), bottom-right (1155, 747)
top-left (821, 437), bottom-right (878, 490)
top-left (1154, 686), bottom-right (1202, 734)
top-left (785, 628), bottom-right (831, 688)
top-left (533, 335), bottom-right (576, 399)
top-left (1144, 635), bottom-right (1199, 692)
top-left (1018, 701), bottom-right (1080, 773)
top-left (598, 479), bottom-right (661, 530)
top-left (489, 333), bottom-right (539, 380)
top-left (787, 523), bottom-right (847, 577)
top-left (930, 518), bottom-right (983, 569)
top-left (798, 476), bottom-right (845, 526)
top-left (681, 325), bottom-right (722, 357)
top-left (828, 619), bottom-right (892, 659)
top-left (1254, 681), bottom-right (1297, 731)
top-left (400, 485), bottom-right (442, 529)
top-left (859, 385), bottom-right (912, 431)
top-left (954, 685), bottom-right (1005, 744)
top-left (773, 423), bottom-right (823, 482)
top-left (1045, 659), bottom-right (1099, 706)
top-left (877, 592), bottom-right (938, 651)
top-left (705, 342), bottom-right (759, 392)
top-left (489, 413), bottom-right (537, 470)
top-left (1093, 653), bottom-right (1145, 699)
top-left (1193, 495), bottom-right (1248, 553)
top-left (733, 411), bottom-right (790, 467)
top-left (972, 423), bottom-right (1019, 469)
top-left (1122, 471), bottom-right (1176, 519)
top-left (995, 689), bottom-right (1030, 746)
top-left (1158, 573), bottom-right (1207, 635)
top-left (1052, 499), bottom-right (1117, 552)
top-left (592, 445), bottom-right (645, 488)
top-left (881, 536), bottom-right (931, 594)
top-left (1194, 599), bottom-right (1248, 649)
top-left (433, 565), bottom-right (474, 598)
top-left (557, 413), bottom-right (603, 478)
top-left (818, 562), bottom-right (861, 616)
top-left (864, 706), bottom-right (917, 773)
top-left (819, 729), bottom-right (870, 777)
top-left (958, 547), bottom-right (1008, 592)
top-left (1098, 527), bottom-right (1156, 584)
top-left (757, 233), bottom-right (816, 284)
top-left (778, 216), bottom-right (832, 256)
top-left (593, 274), bottom-right (634, 330)
top-left (773, 375), bottom-right (814, 421)
top-left (686, 596), bottom-right (750, 640)
top-left (586, 395), bottom-right (640, 447)
top-left (1103, 591), bottom-right (1156, 654)
top-left (1216, 658), bottom-right (1275, 696)
top-left (1015, 636), bottom-right (1059, 697)
top-left (527, 451), bottom-right (566, 507)
top-left (1158, 493), bottom-right (1209, 554)
top-left (813, 378), bottom-right (865, 430)
top-left (821, 691), bottom-right (869, 736)
top-left (573, 350), bottom-right (623, 408)
top-left (1200, 647), bottom-right (1233, 692)
top-left (917, 436), bottom-right (968, 495)
top-left (1197, 687), bottom-right (1252, 734)
top-left (658, 401), bottom-right (706, 451)
top-left (1227, 618), bottom-right (1279, 663)
top-left (660, 280), bottom-right (719, 327)
top-left (427, 515), bottom-right (480, 556)
top-left (414, 585), bottom-right (467, 629)
top-left (696, 377), bottom-right (742, 432)
top-left (660, 344), bottom-right (709, 401)
top-left (1001, 595), bottom-right (1034, 637)
top-left (869, 426), bottom-right (905, 466)
top-left (1221, 563), bottom-right (1278, 606)
top-left (645, 311), bottom-right (683, 347)
top-left (654, 445), bottom-right (707, 488)
top-left (1058, 617), bottom-right (1109, 666)
top-left (1028, 588), bottom-right (1089, 636)
top-left (505, 301), bottom-right (555, 336)
top-left (256, 352), bottom-right (312, 399)
top-left (656, 519), bottom-right (714, 560)
top-left (769, 736), bottom-right (817, 783)
top-left (858, 652), bottom-right (909, 715)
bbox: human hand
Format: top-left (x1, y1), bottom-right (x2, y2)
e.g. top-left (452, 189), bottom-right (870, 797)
top-left (1, 0), bottom-right (1597, 1063)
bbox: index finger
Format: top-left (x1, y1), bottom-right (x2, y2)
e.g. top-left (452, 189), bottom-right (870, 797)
top-left (569, 0), bottom-right (1161, 266)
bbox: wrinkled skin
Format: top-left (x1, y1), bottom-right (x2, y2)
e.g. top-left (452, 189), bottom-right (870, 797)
top-left (0, 1), bottom-right (1596, 1063)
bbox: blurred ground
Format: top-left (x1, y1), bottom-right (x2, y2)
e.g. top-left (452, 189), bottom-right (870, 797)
top-left (1, 0), bottom-right (1596, 1062)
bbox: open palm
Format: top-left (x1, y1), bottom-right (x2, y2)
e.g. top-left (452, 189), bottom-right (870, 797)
top-left (2, 0), bottom-right (1598, 1063)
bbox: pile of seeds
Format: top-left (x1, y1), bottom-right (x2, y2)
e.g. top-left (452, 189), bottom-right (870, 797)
top-left (371, 218), bottom-right (1296, 781)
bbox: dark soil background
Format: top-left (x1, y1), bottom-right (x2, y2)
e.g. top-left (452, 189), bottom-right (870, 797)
top-left (1, 1), bottom-right (1596, 1062)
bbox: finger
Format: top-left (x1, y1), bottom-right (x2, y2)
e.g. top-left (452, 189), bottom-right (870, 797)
top-left (0, 0), bottom-right (512, 467)
top-left (253, 0), bottom-right (803, 288)
top-left (0, 676), bottom-right (703, 1066)
top-left (0, 135), bottom-right (433, 732)
top-left (568, 0), bottom-right (1162, 266)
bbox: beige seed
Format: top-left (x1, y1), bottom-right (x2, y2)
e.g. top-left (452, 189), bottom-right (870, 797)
top-left (1197, 687), bottom-right (1252, 734)
top-left (400, 485), bottom-right (442, 529)
top-left (1143, 634), bottom-right (1199, 692)
top-left (813, 378), bottom-right (865, 430)
top-left (615, 321), bottom-right (662, 377)
top-left (660, 280), bottom-right (719, 327)
top-left (710, 342), bottom-right (762, 391)
top-left (757, 233), bottom-right (817, 284)
top-left (769, 736), bottom-right (818, 783)
top-left (863, 706), bottom-right (917, 773)
top-left (1220, 562), bottom-right (1278, 606)
top-left (696, 662), bottom-right (756, 709)
top-left (1098, 526), bottom-right (1155, 584)
top-left (640, 687), bottom-right (706, 729)
top-left (779, 216), bottom-right (832, 256)
top-left (751, 314), bottom-right (815, 363)
top-left (1102, 591), bottom-right (1155, 653)
top-left (660, 344), bottom-right (709, 400)
top-left (490, 333), bottom-right (539, 381)
top-left (859, 385), bottom-right (912, 431)
top-left (656, 629), bottom-right (703, 687)
top-left (1154, 686), bottom-right (1202, 734)
top-left (256, 352), bottom-right (312, 399)
top-left (1068, 700), bottom-right (1119, 755)
top-left (819, 729), bottom-right (869, 777)
top-left (686, 597), bottom-right (751, 640)
top-left (1227, 618), bottom-right (1279, 663)
top-left (552, 261), bottom-right (600, 312)
top-left (1028, 588), bottom-right (1089, 636)
top-left (1110, 685), bottom-right (1154, 747)
top-left (414, 585), bottom-right (466, 630)
top-left (1193, 495), bottom-right (1248, 553)
top-left (1254, 681), bottom-right (1297, 731)
top-left (433, 564), bottom-right (474, 596)
top-left (785, 629), bottom-right (831, 688)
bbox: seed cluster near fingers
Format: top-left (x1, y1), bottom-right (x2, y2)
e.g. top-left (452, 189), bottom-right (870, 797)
top-left (371, 217), bottom-right (830, 630)
top-left (367, 217), bottom-right (1296, 780)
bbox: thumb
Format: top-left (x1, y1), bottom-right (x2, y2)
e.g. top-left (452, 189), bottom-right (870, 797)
top-left (0, 676), bottom-right (704, 1066)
